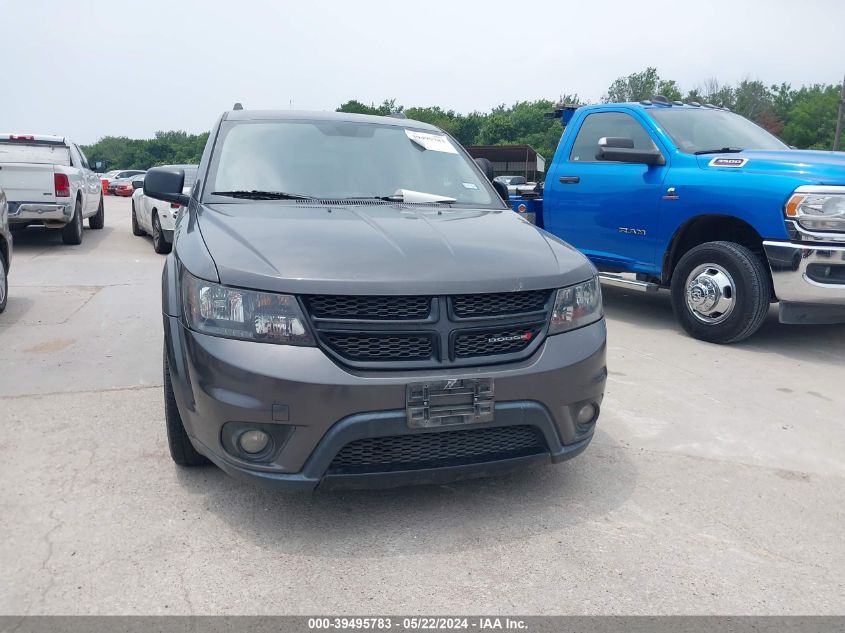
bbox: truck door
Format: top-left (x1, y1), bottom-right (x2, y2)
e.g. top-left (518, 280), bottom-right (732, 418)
top-left (545, 110), bottom-right (669, 274)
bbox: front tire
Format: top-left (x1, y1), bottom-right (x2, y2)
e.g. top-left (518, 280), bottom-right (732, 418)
top-left (131, 201), bottom-right (144, 236)
top-left (61, 199), bottom-right (83, 245)
top-left (152, 213), bottom-right (171, 254)
top-left (164, 344), bottom-right (209, 467)
top-left (670, 241), bottom-right (771, 344)
top-left (89, 196), bottom-right (105, 229)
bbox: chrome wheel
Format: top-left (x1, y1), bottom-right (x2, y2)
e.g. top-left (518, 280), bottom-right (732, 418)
top-left (0, 257), bottom-right (6, 307)
top-left (153, 215), bottom-right (162, 249)
top-left (685, 263), bottom-right (736, 324)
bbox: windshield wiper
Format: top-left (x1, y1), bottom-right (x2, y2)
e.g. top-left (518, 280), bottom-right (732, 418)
top-left (693, 147), bottom-right (744, 155)
top-left (210, 190), bottom-right (316, 200)
top-left (339, 190), bottom-right (457, 204)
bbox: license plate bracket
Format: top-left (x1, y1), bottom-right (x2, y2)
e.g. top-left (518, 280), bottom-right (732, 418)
top-left (406, 378), bottom-right (494, 428)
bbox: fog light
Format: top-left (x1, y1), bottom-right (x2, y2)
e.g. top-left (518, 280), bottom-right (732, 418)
top-left (238, 430), bottom-right (270, 454)
top-left (576, 403), bottom-right (598, 426)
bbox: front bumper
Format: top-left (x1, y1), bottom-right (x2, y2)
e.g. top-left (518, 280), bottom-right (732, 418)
top-left (8, 201), bottom-right (73, 224)
top-left (164, 315), bottom-right (607, 490)
top-left (764, 240), bottom-right (845, 324)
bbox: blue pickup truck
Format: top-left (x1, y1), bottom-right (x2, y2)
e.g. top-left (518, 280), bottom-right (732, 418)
top-left (513, 99), bottom-right (845, 343)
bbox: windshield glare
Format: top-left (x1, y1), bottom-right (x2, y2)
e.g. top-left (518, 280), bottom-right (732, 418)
top-left (650, 108), bottom-right (788, 153)
top-left (207, 120), bottom-right (497, 206)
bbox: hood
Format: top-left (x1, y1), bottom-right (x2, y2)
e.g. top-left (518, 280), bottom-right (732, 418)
top-left (697, 149), bottom-right (845, 184)
top-left (196, 202), bottom-right (594, 295)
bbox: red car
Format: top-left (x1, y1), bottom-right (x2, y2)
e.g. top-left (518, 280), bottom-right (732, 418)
top-left (114, 181), bottom-right (136, 197)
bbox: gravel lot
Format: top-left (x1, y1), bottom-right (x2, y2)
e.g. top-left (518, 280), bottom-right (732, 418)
top-left (1, 196), bottom-right (843, 615)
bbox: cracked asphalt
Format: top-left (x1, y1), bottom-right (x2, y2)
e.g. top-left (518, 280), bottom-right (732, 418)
top-left (1, 196), bottom-right (844, 615)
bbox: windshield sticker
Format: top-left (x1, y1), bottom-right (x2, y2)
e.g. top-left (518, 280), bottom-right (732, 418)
top-left (405, 129), bottom-right (458, 154)
top-left (461, 182), bottom-right (479, 190)
top-left (708, 157), bottom-right (748, 168)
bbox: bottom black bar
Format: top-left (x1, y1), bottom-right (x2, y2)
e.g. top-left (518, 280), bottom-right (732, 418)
top-left (1, 617), bottom-right (844, 633)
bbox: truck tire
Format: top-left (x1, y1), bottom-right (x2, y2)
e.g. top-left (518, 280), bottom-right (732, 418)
top-left (0, 254), bottom-right (7, 314)
top-left (164, 344), bottom-right (209, 467)
top-left (61, 200), bottom-right (83, 245)
top-left (89, 196), bottom-right (105, 229)
top-left (670, 241), bottom-right (771, 344)
top-left (131, 201), bottom-right (144, 236)
top-left (152, 213), bottom-right (172, 254)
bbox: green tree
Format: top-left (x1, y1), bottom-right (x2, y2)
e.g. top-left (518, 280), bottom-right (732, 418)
top-left (604, 67), bottom-right (660, 102)
top-left (780, 84), bottom-right (842, 149)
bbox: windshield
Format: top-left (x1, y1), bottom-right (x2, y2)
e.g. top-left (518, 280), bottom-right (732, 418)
top-left (206, 120), bottom-right (499, 207)
top-left (650, 108), bottom-right (788, 153)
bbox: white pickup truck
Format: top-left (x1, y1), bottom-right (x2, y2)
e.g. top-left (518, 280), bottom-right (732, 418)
top-left (0, 134), bottom-right (104, 244)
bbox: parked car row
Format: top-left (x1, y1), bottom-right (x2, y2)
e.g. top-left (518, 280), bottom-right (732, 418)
top-left (102, 169), bottom-right (145, 194)
top-left (4, 99), bottom-right (843, 493)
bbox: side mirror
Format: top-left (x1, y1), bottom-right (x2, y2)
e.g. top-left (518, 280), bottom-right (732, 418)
top-left (143, 167), bottom-right (189, 205)
top-left (596, 137), bottom-right (665, 166)
top-left (492, 180), bottom-right (510, 202)
top-left (131, 179), bottom-right (144, 191)
top-left (474, 157), bottom-right (494, 180)
top-left (474, 158), bottom-right (509, 202)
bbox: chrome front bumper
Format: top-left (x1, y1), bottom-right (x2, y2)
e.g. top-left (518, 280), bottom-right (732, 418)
top-left (8, 201), bottom-right (73, 224)
top-left (764, 240), bottom-right (845, 324)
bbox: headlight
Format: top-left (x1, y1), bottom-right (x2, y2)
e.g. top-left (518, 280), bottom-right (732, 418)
top-left (181, 269), bottom-right (314, 345)
top-left (549, 277), bottom-right (603, 334)
top-left (785, 187), bottom-right (845, 232)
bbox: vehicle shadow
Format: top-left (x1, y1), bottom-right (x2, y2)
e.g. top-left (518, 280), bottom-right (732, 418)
top-left (9, 225), bottom-right (115, 253)
top-left (601, 285), bottom-right (845, 366)
top-left (174, 428), bottom-right (636, 557)
top-left (0, 294), bottom-right (36, 334)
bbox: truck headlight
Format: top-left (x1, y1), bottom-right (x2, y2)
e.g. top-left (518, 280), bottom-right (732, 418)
top-left (549, 277), bottom-right (603, 334)
top-left (786, 187), bottom-right (845, 232)
top-left (181, 269), bottom-right (315, 345)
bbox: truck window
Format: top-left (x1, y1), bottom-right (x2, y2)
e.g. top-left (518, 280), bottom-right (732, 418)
top-left (76, 145), bottom-right (90, 169)
top-left (569, 112), bottom-right (657, 162)
top-left (0, 142), bottom-right (72, 166)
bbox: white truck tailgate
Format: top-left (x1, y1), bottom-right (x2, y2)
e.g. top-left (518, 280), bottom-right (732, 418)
top-left (0, 142), bottom-right (71, 202)
top-left (0, 162), bottom-right (57, 202)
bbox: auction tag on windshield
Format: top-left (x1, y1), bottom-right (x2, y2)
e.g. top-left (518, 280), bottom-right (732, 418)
top-left (405, 129), bottom-right (458, 154)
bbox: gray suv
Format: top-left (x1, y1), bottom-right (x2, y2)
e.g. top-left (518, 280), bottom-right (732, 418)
top-left (145, 108), bottom-right (607, 490)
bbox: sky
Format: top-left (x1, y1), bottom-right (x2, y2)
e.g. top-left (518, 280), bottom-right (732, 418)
top-left (1, 0), bottom-right (843, 145)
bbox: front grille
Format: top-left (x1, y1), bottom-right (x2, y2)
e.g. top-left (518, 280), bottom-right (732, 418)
top-left (323, 332), bottom-right (433, 361)
top-left (305, 295), bottom-right (431, 320)
top-left (451, 290), bottom-right (550, 318)
top-left (454, 325), bottom-right (543, 358)
top-left (306, 290), bottom-right (553, 367)
top-left (328, 425), bottom-right (547, 474)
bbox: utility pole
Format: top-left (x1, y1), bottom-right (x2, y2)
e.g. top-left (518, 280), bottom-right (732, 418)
top-left (834, 73), bottom-right (845, 151)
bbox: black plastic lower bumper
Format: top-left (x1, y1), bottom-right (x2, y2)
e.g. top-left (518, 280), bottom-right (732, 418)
top-left (193, 402), bottom-right (593, 491)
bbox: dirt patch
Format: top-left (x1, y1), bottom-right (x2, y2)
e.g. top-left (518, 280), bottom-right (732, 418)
top-left (24, 338), bottom-right (75, 353)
